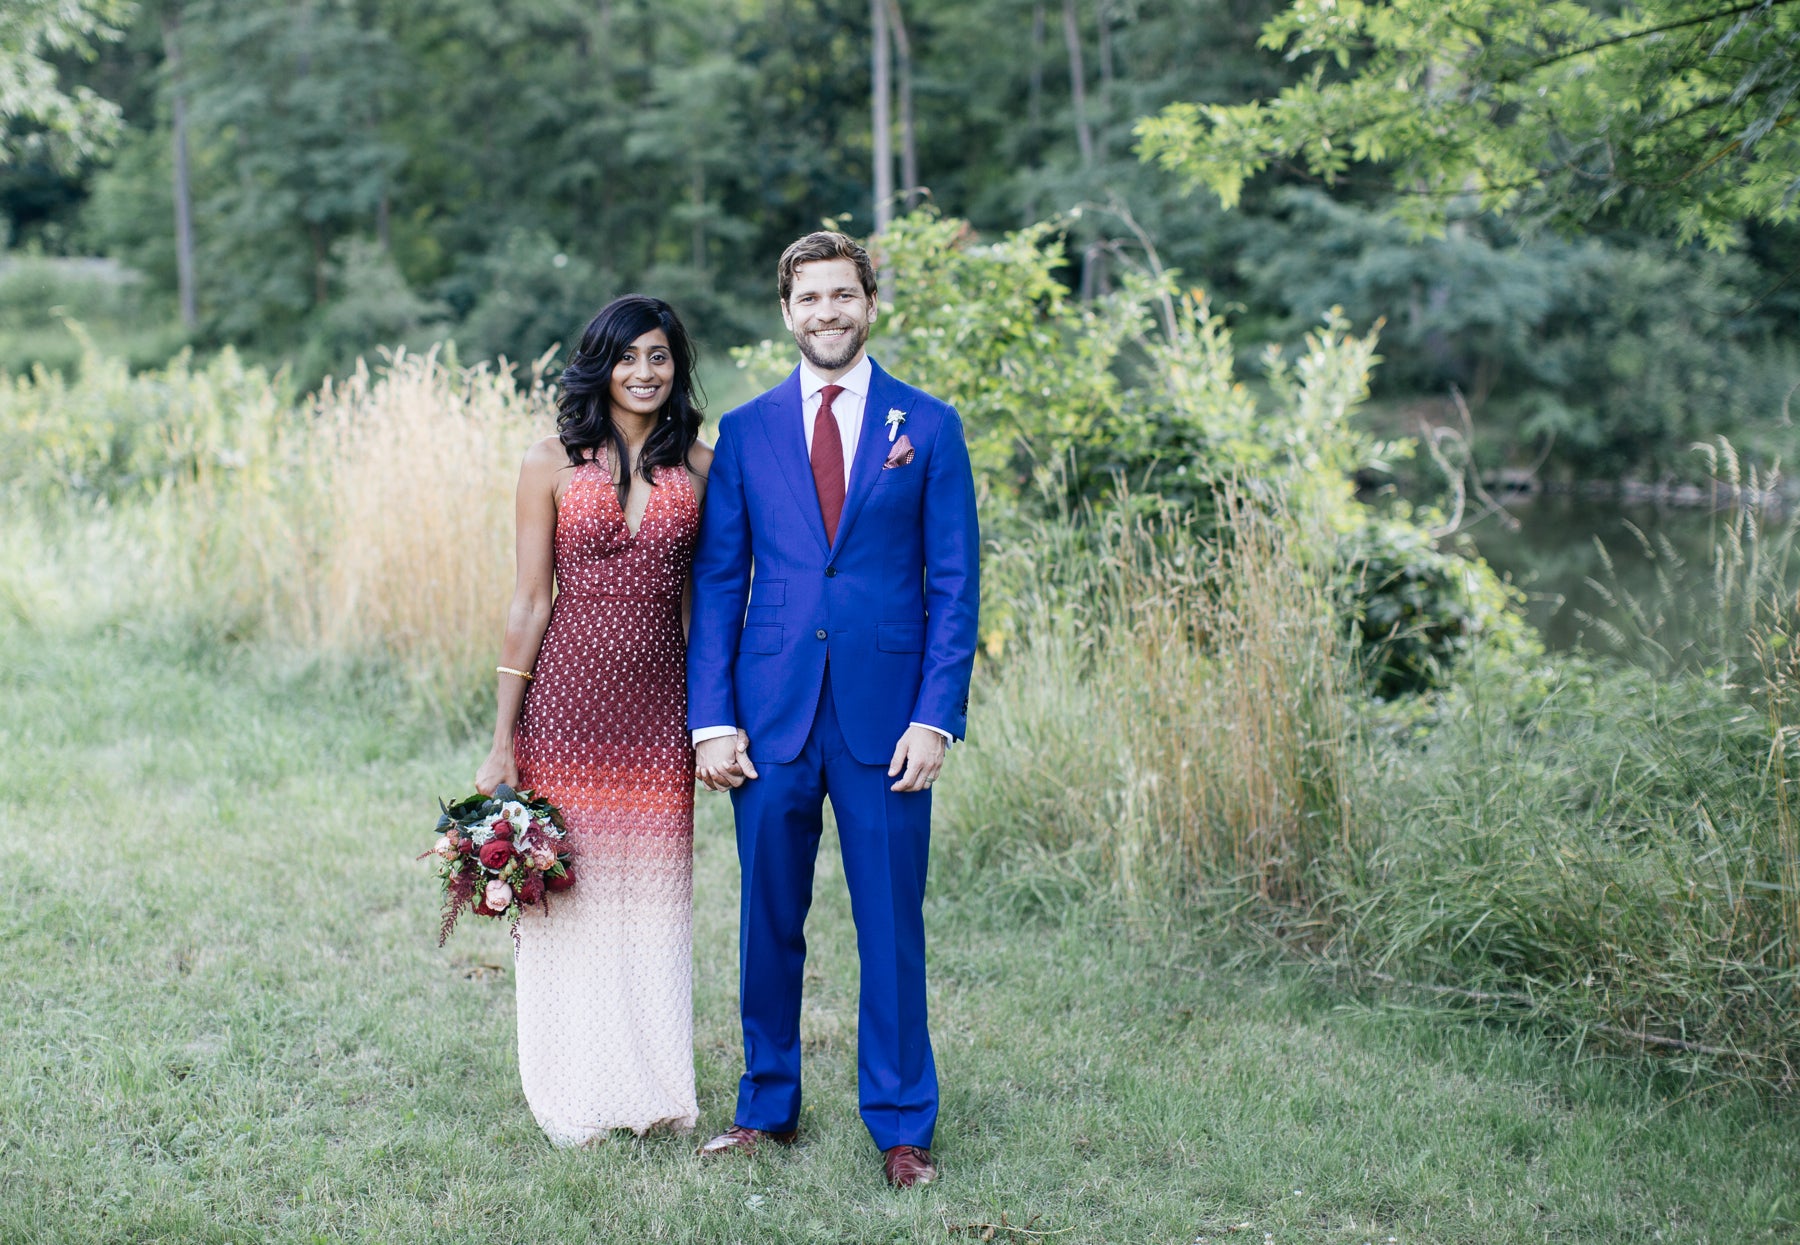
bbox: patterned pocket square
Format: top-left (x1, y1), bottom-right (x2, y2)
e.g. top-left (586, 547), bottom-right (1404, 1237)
top-left (883, 434), bottom-right (915, 469)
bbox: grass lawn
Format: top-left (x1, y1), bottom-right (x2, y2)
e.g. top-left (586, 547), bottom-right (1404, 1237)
top-left (2, 621), bottom-right (1796, 1244)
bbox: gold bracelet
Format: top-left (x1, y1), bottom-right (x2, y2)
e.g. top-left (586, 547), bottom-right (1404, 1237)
top-left (496, 665), bottom-right (533, 681)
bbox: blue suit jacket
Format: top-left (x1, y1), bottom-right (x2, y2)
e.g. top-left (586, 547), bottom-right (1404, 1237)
top-left (687, 359), bottom-right (980, 767)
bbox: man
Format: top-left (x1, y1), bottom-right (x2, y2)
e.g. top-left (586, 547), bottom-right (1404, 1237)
top-left (687, 231), bottom-right (980, 1188)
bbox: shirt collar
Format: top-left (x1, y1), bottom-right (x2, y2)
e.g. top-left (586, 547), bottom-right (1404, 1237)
top-left (799, 353), bottom-right (873, 403)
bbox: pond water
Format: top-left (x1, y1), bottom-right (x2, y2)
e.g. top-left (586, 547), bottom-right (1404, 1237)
top-left (1457, 494), bottom-right (1748, 651)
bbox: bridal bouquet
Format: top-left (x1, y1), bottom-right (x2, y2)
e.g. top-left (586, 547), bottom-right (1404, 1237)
top-left (426, 783), bottom-right (574, 944)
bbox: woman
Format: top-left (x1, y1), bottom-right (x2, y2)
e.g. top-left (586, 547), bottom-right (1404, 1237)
top-left (475, 294), bottom-right (713, 1143)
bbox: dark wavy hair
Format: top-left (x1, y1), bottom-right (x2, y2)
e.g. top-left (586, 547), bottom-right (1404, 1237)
top-left (556, 295), bottom-right (704, 505)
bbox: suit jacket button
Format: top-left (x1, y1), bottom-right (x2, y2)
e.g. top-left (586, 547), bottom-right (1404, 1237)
top-left (825, 567), bottom-right (837, 577)
top-left (816, 629), bottom-right (828, 640)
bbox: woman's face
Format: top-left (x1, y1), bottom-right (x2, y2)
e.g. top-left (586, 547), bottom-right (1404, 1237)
top-left (608, 328), bottom-right (675, 422)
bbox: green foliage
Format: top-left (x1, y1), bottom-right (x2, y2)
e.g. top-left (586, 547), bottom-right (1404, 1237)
top-left (838, 212), bottom-right (1402, 525)
top-left (448, 231), bottom-right (614, 374)
top-left (0, 251), bottom-right (185, 374)
top-left (1339, 515), bottom-right (1537, 698)
top-left (297, 236), bottom-right (448, 384)
top-left (1137, 0), bottom-right (1800, 247)
top-left (1237, 190), bottom-right (1800, 476)
top-left (0, 335), bottom-right (283, 510)
top-left (0, 0), bottom-right (132, 171)
top-left (1336, 654), bottom-right (1800, 1082)
top-left (870, 213), bottom-right (1149, 501)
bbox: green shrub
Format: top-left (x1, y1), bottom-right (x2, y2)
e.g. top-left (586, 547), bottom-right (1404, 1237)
top-left (1339, 517), bottom-right (1538, 698)
top-left (0, 254), bottom-right (187, 376)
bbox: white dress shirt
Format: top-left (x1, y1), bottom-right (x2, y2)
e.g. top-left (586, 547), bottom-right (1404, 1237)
top-left (692, 353), bottom-right (951, 749)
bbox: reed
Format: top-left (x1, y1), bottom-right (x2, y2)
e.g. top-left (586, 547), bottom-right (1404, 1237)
top-left (945, 486), bottom-right (1353, 916)
top-left (281, 351), bottom-right (551, 711)
top-left (2, 343), bottom-right (554, 714)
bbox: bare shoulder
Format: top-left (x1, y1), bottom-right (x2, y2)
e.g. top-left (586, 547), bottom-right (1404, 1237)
top-left (524, 434), bottom-right (568, 469)
top-left (686, 440), bottom-right (715, 478)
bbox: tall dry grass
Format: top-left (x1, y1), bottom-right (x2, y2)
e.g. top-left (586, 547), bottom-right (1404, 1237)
top-left (1, 344), bottom-right (553, 712)
top-left (946, 487), bottom-right (1354, 917)
top-left (163, 349), bottom-right (553, 711)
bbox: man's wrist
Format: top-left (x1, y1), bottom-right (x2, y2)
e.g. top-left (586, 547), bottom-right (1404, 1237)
top-left (910, 721), bottom-right (953, 746)
top-left (692, 725), bottom-right (738, 746)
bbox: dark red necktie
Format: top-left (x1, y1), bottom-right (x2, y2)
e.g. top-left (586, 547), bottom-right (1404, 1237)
top-left (811, 384), bottom-right (846, 544)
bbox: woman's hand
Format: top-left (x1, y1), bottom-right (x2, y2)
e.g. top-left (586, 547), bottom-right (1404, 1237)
top-left (475, 744), bottom-right (520, 795)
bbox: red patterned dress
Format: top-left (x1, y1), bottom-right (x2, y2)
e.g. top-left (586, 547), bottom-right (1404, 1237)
top-left (512, 458), bottom-right (700, 1141)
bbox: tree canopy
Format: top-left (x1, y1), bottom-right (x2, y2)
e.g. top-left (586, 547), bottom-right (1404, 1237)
top-left (1136, 0), bottom-right (1800, 247)
top-left (0, 0), bottom-right (133, 172)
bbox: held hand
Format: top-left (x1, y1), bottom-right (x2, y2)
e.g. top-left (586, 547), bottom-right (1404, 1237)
top-left (888, 725), bottom-right (947, 793)
top-left (475, 745), bottom-right (519, 796)
top-left (697, 733), bottom-right (757, 791)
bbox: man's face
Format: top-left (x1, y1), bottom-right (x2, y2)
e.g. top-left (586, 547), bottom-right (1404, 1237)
top-left (781, 258), bottom-right (877, 376)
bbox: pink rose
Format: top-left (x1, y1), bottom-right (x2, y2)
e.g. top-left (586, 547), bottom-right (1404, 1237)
top-left (484, 878), bottom-right (513, 911)
top-left (529, 844), bottom-right (557, 871)
top-left (433, 834), bottom-right (459, 860)
top-left (478, 840), bottom-right (515, 870)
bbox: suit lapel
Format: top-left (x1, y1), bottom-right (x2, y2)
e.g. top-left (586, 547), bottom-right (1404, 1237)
top-left (831, 357), bottom-right (905, 556)
top-left (750, 368), bottom-right (831, 557)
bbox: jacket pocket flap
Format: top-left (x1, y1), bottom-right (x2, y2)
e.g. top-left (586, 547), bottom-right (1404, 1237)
top-left (876, 623), bottom-right (926, 653)
top-left (739, 626), bottom-right (783, 655)
top-left (749, 578), bottom-right (786, 608)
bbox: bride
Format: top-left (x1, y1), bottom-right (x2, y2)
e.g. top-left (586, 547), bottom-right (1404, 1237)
top-left (475, 294), bottom-right (720, 1142)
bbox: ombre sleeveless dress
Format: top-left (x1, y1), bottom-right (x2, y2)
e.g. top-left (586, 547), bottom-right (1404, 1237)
top-left (511, 458), bottom-right (700, 1142)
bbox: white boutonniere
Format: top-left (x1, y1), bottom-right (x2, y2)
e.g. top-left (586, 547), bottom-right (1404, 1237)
top-left (885, 408), bottom-right (907, 442)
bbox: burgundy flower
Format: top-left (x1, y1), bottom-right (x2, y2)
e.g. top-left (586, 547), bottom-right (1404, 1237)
top-left (492, 820), bottom-right (515, 841)
top-left (478, 839), bottom-right (515, 870)
top-left (518, 874), bottom-right (546, 906)
top-left (545, 863), bottom-right (576, 892)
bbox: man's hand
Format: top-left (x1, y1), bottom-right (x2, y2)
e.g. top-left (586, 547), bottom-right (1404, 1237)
top-left (697, 730), bottom-right (759, 791)
top-left (888, 725), bottom-right (947, 793)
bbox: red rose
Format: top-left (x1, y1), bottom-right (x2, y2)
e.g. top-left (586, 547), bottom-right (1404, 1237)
top-left (493, 821), bottom-right (514, 841)
top-left (518, 874), bottom-right (546, 905)
top-left (545, 863), bottom-right (576, 892)
top-left (478, 839), bottom-right (515, 870)
top-left (458, 837), bottom-right (474, 854)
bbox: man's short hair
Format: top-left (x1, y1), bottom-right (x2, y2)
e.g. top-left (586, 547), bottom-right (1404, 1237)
top-left (778, 231), bottom-right (878, 304)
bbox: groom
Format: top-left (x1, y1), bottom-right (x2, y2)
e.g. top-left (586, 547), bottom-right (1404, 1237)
top-left (687, 231), bottom-right (980, 1187)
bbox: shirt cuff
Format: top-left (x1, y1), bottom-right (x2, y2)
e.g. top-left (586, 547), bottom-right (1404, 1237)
top-left (911, 721), bottom-right (954, 746)
top-left (691, 725), bottom-right (738, 745)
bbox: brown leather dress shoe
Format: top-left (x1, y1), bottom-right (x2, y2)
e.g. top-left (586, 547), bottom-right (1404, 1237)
top-left (882, 1144), bottom-right (938, 1187)
top-left (696, 1125), bottom-right (798, 1157)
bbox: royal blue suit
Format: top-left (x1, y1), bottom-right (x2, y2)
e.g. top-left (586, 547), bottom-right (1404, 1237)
top-left (687, 358), bottom-right (980, 1150)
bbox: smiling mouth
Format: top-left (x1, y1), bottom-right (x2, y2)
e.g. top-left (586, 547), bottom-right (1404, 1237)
top-left (625, 385), bottom-right (661, 398)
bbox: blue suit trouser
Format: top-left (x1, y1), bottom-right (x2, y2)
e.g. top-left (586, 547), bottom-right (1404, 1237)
top-left (729, 667), bottom-right (938, 1150)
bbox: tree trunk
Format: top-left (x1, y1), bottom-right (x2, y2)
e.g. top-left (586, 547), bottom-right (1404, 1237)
top-left (1062, 0), bottom-right (1094, 168)
top-left (162, 13), bottom-right (198, 332)
top-left (1096, 0), bottom-right (1113, 160)
top-left (691, 163), bottom-right (708, 285)
top-left (871, 0), bottom-right (893, 232)
top-left (883, 0), bottom-right (918, 210)
top-left (1029, 1), bottom-right (1046, 137)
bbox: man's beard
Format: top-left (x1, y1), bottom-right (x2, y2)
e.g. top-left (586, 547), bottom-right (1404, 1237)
top-left (793, 320), bottom-right (869, 373)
